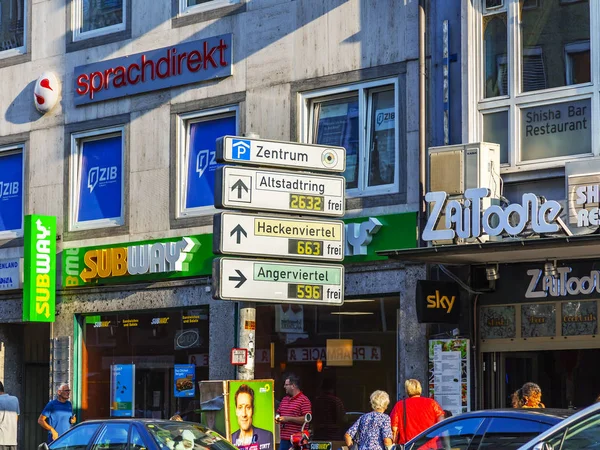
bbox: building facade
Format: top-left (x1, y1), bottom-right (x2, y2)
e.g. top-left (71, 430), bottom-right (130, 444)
top-left (0, 0), bottom-right (426, 447)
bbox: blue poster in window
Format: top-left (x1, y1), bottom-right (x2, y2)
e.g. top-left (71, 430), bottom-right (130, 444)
top-left (186, 115), bottom-right (236, 209)
top-left (0, 153), bottom-right (23, 232)
top-left (78, 136), bottom-right (122, 222)
top-left (110, 364), bottom-right (135, 417)
top-left (174, 364), bottom-right (195, 398)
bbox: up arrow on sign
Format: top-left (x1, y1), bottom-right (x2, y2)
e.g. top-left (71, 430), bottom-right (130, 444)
top-left (231, 179), bottom-right (249, 199)
top-left (230, 224), bottom-right (247, 244)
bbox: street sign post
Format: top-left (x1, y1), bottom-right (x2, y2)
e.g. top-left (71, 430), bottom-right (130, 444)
top-left (216, 135), bottom-right (346, 173)
top-left (213, 212), bottom-right (344, 261)
top-left (213, 257), bottom-right (344, 305)
top-left (215, 166), bottom-right (345, 216)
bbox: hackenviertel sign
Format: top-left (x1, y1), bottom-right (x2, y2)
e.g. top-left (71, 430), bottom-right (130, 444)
top-left (423, 187), bottom-right (563, 242)
top-left (73, 34), bottom-right (232, 105)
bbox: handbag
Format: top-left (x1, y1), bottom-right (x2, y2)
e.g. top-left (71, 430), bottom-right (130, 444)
top-left (349, 415), bottom-right (363, 450)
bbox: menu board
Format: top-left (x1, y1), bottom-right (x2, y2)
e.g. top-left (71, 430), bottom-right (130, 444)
top-left (428, 339), bottom-right (470, 416)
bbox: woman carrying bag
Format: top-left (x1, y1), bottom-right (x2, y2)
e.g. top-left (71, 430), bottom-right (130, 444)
top-left (344, 391), bottom-right (393, 450)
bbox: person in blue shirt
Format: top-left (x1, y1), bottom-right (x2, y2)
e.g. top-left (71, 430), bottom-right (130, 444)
top-left (38, 384), bottom-right (76, 442)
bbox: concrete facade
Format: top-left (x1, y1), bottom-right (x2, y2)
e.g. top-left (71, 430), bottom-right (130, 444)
top-left (0, 0), bottom-right (428, 444)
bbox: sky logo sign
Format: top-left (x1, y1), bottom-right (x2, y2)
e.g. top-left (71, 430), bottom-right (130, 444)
top-left (87, 166), bottom-right (118, 192)
top-left (0, 181), bottom-right (19, 199)
top-left (231, 139), bottom-right (251, 160)
top-left (196, 149), bottom-right (216, 178)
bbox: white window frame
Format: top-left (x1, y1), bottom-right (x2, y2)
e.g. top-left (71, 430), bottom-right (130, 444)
top-left (176, 105), bottom-right (239, 218)
top-left (0, 0), bottom-right (27, 58)
top-left (69, 126), bottom-right (125, 231)
top-left (470, 0), bottom-right (598, 175)
top-left (0, 144), bottom-right (24, 239)
top-left (178, 0), bottom-right (239, 16)
top-left (299, 78), bottom-right (400, 198)
top-left (72, 0), bottom-right (126, 42)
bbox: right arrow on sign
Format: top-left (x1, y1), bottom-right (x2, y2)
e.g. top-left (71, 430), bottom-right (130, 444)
top-left (229, 269), bottom-right (247, 288)
top-left (231, 179), bottom-right (249, 199)
top-left (230, 224), bottom-right (247, 244)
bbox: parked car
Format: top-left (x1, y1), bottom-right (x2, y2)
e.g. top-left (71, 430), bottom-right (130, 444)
top-left (399, 408), bottom-right (575, 450)
top-left (517, 401), bottom-right (600, 450)
top-left (38, 419), bottom-right (238, 450)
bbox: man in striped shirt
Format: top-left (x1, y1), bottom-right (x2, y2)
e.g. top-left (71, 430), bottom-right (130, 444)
top-left (275, 374), bottom-right (312, 450)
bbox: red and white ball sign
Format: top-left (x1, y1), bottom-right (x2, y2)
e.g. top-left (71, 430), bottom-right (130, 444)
top-left (34, 72), bottom-right (60, 113)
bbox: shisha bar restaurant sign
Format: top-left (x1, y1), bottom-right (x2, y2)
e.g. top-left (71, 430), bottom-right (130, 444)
top-left (73, 34), bottom-right (232, 105)
top-left (423, 188), bottom-right (562, 242)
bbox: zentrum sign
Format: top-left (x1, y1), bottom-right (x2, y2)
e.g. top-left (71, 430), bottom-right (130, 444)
top-left (74, 34), bottom-right (232, 105)
top-left (423, 188), bottom-right (562, 241)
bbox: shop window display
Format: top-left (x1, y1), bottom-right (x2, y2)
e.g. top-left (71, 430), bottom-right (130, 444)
top-left (80, 308), bottom-right (209, 421)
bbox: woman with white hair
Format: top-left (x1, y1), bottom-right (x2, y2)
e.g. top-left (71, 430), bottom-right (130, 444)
top-left (344, 390), bottom-right (393, 450)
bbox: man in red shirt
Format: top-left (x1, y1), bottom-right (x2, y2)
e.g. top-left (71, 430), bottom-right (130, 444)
top-left (275, 374), bottom-right (312, 450)
top-left (390, 379), bottom-right (445, 444)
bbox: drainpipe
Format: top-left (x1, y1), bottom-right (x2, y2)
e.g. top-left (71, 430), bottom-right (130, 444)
top-left (418, 0), bottom-right (427, 248)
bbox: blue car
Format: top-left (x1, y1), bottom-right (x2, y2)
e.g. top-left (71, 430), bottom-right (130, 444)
top-left (38, 419), bottom-right (238, 450)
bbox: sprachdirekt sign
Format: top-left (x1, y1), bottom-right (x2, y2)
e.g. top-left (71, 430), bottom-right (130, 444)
top-left (423, 188), bottom-right (562, 242)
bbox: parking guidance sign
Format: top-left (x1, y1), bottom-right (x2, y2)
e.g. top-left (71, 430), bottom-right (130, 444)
top-left (216, 136), bottom-right (346, 172)
top-left (213, 257), bottom-right (344, 305)
top-left (215, 166), bottom-right (345, 217)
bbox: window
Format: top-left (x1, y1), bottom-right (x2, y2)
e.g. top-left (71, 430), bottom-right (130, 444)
top-left (179, 0), bottom-right (239, 15)
top-left (478, 0), bottom-right (593, 170)
top-left (130, 426), bottom-right (147, 450)
top-left (49, 423), bottom-right (101, 450)
top-left (0, 0), bottom-right (26, 57)
top-left (91, 423), bottom-right (130, 450)
top-left (0, 144), bottom-right (23, 239)
top-left (478, 418), bottom-right (551, 450)
top-left (544, 410), bottom-right (600, 450)
top-left (73, 0), bottom-right (125, 41)
top-left (70, 127), bottom-right (125, 231)
top-left (177, 107), bottom-right (237, 217)
top-left (408, 417), bottom-right (485, 450)
top-left (302, 79), bottom-right (399, 197)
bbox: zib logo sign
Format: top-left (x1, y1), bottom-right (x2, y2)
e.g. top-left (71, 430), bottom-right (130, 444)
top-left (416, 280), bottom-right (460, 324)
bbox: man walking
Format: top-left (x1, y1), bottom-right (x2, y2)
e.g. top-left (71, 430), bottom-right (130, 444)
top-left (0, 381), bottom-right (20, 450)
top-left (275, 374), bottom-right (312, 450)
top-left (38, 384), bottom-right (76, 442)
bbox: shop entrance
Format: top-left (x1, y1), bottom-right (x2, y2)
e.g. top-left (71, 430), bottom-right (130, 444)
top-left (482, 349), bottom-right (600, 409)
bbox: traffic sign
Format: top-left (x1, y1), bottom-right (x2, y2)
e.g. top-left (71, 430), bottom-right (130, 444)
top-left (213, 212), bottom-right (344, 261)
top-left (212, 257), bottom-right (344, 305)
top-left (216, 135), bottom-right (346, 173)
top-left (215, 166), bottom-right (345, 217)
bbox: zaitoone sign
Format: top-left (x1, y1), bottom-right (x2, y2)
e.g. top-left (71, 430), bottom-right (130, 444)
top-left (74, 34), bottom-right (232, 105)
top-left (526, 266), bottom-right (600, 298)
top-left (423, 188), bottom-right (562, 241)
top-left (23, 215), bottom-right (56, 322)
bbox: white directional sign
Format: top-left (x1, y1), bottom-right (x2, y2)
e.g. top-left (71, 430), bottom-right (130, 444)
top-left (215, 166), bottom-right (345, 217)
top-left (213, 212), bottom-right (344, 261)
top-left (216, 135), bottom-right (346, 173)
top-left (213, 257), bottom-right (344, 305)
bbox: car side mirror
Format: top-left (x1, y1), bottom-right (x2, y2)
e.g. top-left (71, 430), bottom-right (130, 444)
top-left (38, 443), bottom-right (49, 450)
top-left (533, 443), bottom-right (553, 450)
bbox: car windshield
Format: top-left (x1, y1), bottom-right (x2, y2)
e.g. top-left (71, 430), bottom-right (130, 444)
top-left (145, 422), bottom-right (237, 450)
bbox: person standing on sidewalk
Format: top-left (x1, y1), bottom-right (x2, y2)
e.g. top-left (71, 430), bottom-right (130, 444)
top-left (275, 374), bottom-right (312, 450)
top-left (38, 384), bottom-right (76, 442)
top-left (0, 381), bottom-right (20, 450)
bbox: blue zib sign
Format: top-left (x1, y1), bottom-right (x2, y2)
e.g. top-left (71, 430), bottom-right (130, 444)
top-left (0, 152), bottom-right (23, 233)
top-left (74, 34), bottom-right (233, 105)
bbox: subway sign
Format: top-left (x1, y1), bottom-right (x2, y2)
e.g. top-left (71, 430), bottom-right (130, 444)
top-left (23, 215), bottom-right (56, 322)
top-left (73, 34), bottom-right (232, 105)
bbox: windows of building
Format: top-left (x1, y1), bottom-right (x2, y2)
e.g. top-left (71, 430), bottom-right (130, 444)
top-left (69, 127), bottom-right (125, 231)
top-left (0, 144), bottom-right (24, 239)
top-left (176, 106), bottom-right (237, 218)
top-left (72, 0), bottom-right (125, 41)
top-left (300, 79), bottom-right (399, 197)
top-left (178, 0), bottom-right (240, 16)
top-left (0, 0), bottom-right (26, 58)
top-left (477, 0), bottom-right (592, 170)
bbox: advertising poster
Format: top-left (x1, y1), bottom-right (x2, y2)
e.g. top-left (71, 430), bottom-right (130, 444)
top-left (110, 364), bottom-right (135, 417)
top-left (174, 364), bottom-right (196, 398)
top-left (227, 379), bottom-right (275, 450)
top-left (428, 339), bottom-right (470, 416)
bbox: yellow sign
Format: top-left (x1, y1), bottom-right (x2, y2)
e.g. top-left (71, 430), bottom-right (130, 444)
top-left (426, 290), bottom-right (456, 313)
top-left (254, 218), bottom-right (341, 240)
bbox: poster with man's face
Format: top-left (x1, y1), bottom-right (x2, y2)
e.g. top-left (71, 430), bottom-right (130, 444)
top-left (227, 380), bottom-right (275, 450)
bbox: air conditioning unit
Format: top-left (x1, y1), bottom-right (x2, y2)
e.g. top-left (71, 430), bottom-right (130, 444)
top-left (427, 142), bottom-right (502, 245)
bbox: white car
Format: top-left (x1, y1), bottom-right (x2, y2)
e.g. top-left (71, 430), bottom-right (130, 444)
top-left (517, 401), bottom-right (600, 450)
